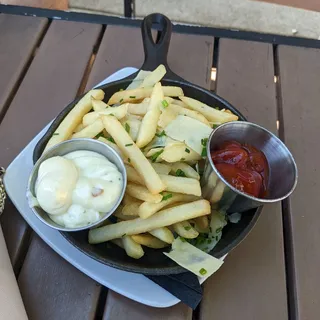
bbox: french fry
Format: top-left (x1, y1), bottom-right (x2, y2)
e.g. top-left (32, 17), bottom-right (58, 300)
top-left (114, 211), bottom-right (136, 221)
top-left (127, 98), bottom-right (150, 116)
top-left (210, 180), bottom-right (225, 203)
top-left (122, 202), bottom-right (141, 216)
top-left (97, 137), bottom-right (124, 159)
top-left (194, 216), bottom-right (209, 231)
top-left (71, 119), bottom-right (104, 139)
top-left (170, 162), bottom-right (200, 180)
top-left (138, 193), bottom-right (198, 219)
top-left (122, 235), bottom-right (144, 259)
top-left (108, 86), bottom-right (184, 105)
top-left (122, 193), bottom-right (136, 205)
top-left (158, 105), bottom-right (179, 128)
top-left (83, 104), bottom-right (128, 126)
top-left (89, 200), bottom-right (211, 243)
top-left (149, 227), bottom-right (174, 244)
top-left (161, 143), bottom-right (201, 163)
top-left (74, 123), bottom-right (85, 133)
top-left (44, 89), bottom-right (104, 151)
top-left (131, 234), bottom-right (168, 249)
top-left (101, 115), bottom-right (165, 194)
top-left (111, 238), bottom-right (124, 248)
top-left (178, 107), bottom-right (210, 126)
top-left (150, 162), bottom-right (171, 175)
top-left (121, 117), bottom-right (141, 142)
top-left (136, 83), bottom-right (163, 148)
top-left (126, 183), bottom-right (162, 203)
top-left (173, 221), bottom-right (199, 239)
top-left (180, 96), bottom-right (238, 123)
top-left (92, 97), bottom-right (109, 111)
top-left (146, 148), bottom-right (164, 163)
top-left (125, 164), bottom-right (144, 185)
top-left (168, 98), bottom-right (188, 108)
top-left (159, 174), bottom-right (201, 196)
top-left (139, 64), bottom-right (166, 88)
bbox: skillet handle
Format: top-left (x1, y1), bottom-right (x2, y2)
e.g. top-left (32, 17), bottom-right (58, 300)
top-left (141, 13), bottom-right (175, 75)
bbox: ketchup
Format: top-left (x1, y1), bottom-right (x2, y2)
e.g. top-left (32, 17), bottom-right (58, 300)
top-left (211, 141), bottom-right (269, 198)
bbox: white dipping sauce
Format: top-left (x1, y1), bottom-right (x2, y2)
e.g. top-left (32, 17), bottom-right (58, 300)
top-left (35, 150), bottom-right (123, 228)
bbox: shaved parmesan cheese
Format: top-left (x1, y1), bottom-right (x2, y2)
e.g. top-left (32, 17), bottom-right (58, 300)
top-left (164, 237), bottom-right (223, 278)
top-left (165, 115), bottom-right (212, 155)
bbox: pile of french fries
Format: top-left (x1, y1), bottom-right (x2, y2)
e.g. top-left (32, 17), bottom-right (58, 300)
top-left (44, 65), bottom-right (238, 259)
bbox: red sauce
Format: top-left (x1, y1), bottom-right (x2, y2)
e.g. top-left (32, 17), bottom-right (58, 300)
top-left (211, 141), bottom-right (269, 198)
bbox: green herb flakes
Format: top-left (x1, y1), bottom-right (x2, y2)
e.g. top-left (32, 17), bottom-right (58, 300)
top-left (107, 137), bottom-right (115, 143)
top-left (212, 124), bottom-right (218, 129)
top-left (125, 122), bottom-right (130, 133)
top-left (95, 132), bottom-right (105, 139)
top-left (201, 146), bottom-right (207, 157)
top-left (161, 193), bottom-right (173, 201)
top-left (119, 98), bottom-right (124, 103)
top-left (185, 148), bottom-right (190, 153)
top-left (53, 133), bottom-right (59, 136)
top-left (150, 149), bottom-right (164, 162)
top-left (129, 95), bottom-right (136, 98)
top-left (180, 158), bottom-right (185, 161)
top-left (184, 226), bottom-right (191, 231)
top-left (175, 169), bottom-right (186, 177)
top-left (125, 143), bottom-right (133, 147)
top-left (179, 237), bottom-right (186, 242)
top-left (128, 158), bottom-right (131, 163)
top-left (199, 268), bottom-right (207, 275)
top-left (216, 227), bottom-right (222, 233)
top-left (155, 130), bottom-right (166, 137)
top-left (161, 100), bottom-right (169, 108)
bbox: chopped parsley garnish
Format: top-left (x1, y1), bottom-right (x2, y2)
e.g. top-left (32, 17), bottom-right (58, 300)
top-left (161, 100), bottom-right (169, 108)
top-left (180, 158), bottom-right (185, 161)
top-left (201, 138), bottom-right (208, 146)
top-left (201, 147), bottom-right (207, 157)
top-left (150, 149), bottom-right (164, 162)
top-left (125, 122), bottom-right (130, 133)
top-left (199, 268), bottom-right (207, 275)
top-left (122, 234), bottom-right (127, 237)
top-left (107, 137), bottom-right (115, 143)
top-left (184, 226), bottom-right (191, 231)
top-left (119, 98), bottom-right (124, 103)
top-left (155, 130), bottom-right (166, 137)
top-left (53, 133), bottom-right (59, 136)
top-left (129, 95), bottom-right (136, 98)
top-left (216, 227), bottom-right (222, 233)
top-left (95, 132), bottom-right (105, 139)
top-left (128, 158), bottom-right (131, 163)
top-left (125, 143), bottom-right (133, 147)
top-left (185, 148), bottom-right (190, 153)
top-left (179, 237), bottom-right (186, 242)
top-left (212, 124), bottom-right (218, 129)
top-left (175, 169), bottom-right (186, 177)
top-left (161, 193), bottom-right (173, 201)
top-left (201, 138), bottom-right (208, 157)
top-left (215, 107), bottom-right (220, 110)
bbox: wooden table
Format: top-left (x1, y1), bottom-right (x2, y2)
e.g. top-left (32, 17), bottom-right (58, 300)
top-left (0, 10), bottom-right (318, 320)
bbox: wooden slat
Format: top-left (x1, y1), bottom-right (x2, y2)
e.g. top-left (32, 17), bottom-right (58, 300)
top-left (103, 291), bottom-right (191, 320)
top-left (0, 14), bottom-right (47, 117)
top-left (277, 45), bottom-right (320, 320)
top-left (18, 234), bottom-right (100, 319)
top-left (85, 25), bottom-right (145, 90)
top-left (99, 27), bottom-right (213, 319)
top-left (200, 39), bottom-right (288, 320)
top-left (0, 18), bottom-right (102, 319)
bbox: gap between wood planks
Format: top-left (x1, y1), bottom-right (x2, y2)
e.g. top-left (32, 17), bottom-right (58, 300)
top-left (273, 44), bottom-right (299, 320)
top-left (0, 19), bottom-right (51, 126)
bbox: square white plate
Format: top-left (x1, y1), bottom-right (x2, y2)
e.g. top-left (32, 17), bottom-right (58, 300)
top-left (3, 68), bottom-right (224, 308)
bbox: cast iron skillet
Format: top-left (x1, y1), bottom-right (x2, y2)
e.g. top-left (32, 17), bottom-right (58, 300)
top-left (33, 13), bottom-right (262, 275)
